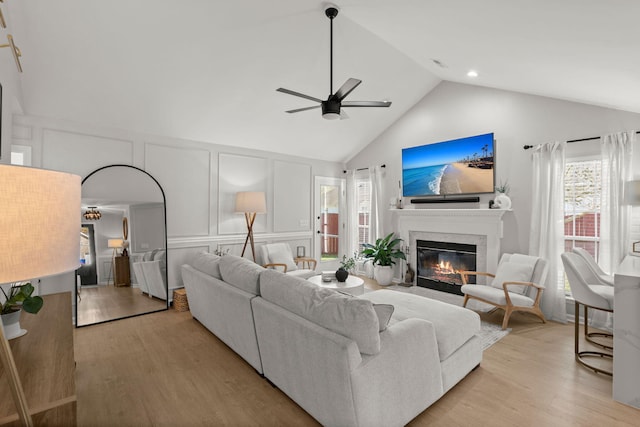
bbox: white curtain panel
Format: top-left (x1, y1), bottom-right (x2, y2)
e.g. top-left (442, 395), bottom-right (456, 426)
top-left (345, 169), bottom-right (359, 258)
top-left (529, 141), bottom-right (567, 323)
top-left (368, 165), bottom-right (384, 244)
top-left (600, 131), bottom-right (634, 274)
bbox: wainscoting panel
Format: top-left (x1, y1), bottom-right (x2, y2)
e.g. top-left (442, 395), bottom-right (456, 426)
top-left (145, 143), bottom-right (211, 238)
top-left (218, 153), bottom-right (268, 235)
top-left (42, 128), bottom-right (133, 177)
top-left (273, 160), bottom-right (311, 233)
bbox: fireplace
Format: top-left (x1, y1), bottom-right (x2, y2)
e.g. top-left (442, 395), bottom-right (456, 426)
top-left (416, 240), bottom-right (477, 295)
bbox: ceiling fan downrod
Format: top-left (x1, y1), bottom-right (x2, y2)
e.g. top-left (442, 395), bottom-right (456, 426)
top-left (326, 7), bottom-right (339, 97)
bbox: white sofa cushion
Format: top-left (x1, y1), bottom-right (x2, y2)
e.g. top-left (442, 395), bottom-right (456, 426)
top-left (360, 290), bottom-right (480, 361)
top-left (219, 255), bottom-right (263, 295)
top-left (461, 284), bottom-right (535, 307)
top-left (260, 269), bottom-right (381, 355)
top-left (190, 252), bottom-right (222, 279)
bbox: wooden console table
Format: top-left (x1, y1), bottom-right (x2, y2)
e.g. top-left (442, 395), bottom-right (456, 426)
top-left (0, 292), bottom-right (76, 425)
top-left (114, 255), bottom-right (131, 287)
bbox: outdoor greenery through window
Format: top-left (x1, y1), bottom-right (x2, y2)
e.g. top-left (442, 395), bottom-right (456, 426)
top-left (564, 159), bottom-right (602, 294)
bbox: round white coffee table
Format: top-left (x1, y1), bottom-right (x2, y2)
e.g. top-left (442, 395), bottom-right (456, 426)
top-left (307, 274), bottom-right (365, 296)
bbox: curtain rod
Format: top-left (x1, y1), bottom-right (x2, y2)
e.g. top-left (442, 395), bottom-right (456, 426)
top-left (523, 130), bottom-right (640, 150)
top-left (343, 164), bottom-right (386, 173)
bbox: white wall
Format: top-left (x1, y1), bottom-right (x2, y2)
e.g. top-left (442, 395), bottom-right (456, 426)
top-left (13, 114), bottom-right (343, 295)
top-left (346, 81), bottom-right (640, 255)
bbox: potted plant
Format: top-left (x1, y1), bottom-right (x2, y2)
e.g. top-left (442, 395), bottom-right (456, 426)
top-left (1, 282), bottom-right (44, 339)
top-left (361, 233), bottom-right (406, 286)
top-left (336, 254), bottom-right (356, 282)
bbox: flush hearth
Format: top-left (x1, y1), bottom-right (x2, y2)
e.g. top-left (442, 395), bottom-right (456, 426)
top-left (416, 240), bottom-right (477, 296)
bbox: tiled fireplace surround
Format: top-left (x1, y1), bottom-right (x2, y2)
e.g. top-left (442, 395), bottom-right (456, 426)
top-left (393, 208), bottom-right (508, 286)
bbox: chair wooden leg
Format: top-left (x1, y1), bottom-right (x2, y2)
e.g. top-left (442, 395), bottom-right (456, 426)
top-left (463, 294), bottom-right (470, 307)
top-left (501, 307), bottom-right (513, 330)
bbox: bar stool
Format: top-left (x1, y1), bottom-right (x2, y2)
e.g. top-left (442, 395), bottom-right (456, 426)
top-left (561, 252), bottom-right (613, 376)
top-left (572, 247), bottom-right (615, 286)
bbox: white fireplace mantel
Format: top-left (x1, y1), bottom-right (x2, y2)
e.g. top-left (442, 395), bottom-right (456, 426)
top-left (391, 208), bottom-right (509, 274)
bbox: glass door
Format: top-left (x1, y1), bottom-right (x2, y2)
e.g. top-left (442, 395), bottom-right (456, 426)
top-left (314, 177), bottom-right (345, 271)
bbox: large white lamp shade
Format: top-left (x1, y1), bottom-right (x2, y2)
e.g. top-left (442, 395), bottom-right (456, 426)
top-left (0, 165), bottom-right (80, 426)
top-left (0, 165), bottom-right (81, 283)
top-left (235, 191), bottom-right (266, 214)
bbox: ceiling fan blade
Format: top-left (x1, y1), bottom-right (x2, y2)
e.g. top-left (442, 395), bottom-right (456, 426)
top-left (340, 109), bottom-right (349, 120)
top-left (341, 100), bottom-right (392, 108)
top-left (333, 78), bottom-right (362, 101)
top-left (277, 88), bottom-right (323, 103)
top-left (285, 105), bottom-right (321, 114)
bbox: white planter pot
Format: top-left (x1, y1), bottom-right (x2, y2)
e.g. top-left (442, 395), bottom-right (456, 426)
top-left (493, 192), bottom-right (512, 209)
top-left (374, 265), bottom-right (394, 286)
top-left (1, 310), bottom-right (27, 340)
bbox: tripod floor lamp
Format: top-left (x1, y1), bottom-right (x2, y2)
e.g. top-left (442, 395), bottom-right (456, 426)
top-left (235, 191), bottom-right (266, 262)
top-left (0, 165), bottom-right (81, 426)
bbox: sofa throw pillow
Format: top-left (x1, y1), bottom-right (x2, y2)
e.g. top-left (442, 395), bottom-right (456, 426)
top-left (491, 261), bottom-right (534, 295)
top-left (267, 244), bottom-right (298, 271)
top-left (373, 304), bottom-right (394, 332)
top-left (336, 291), bottom-right (394, 333)
top-left (260, 269), bottom-right (381, 355)
top-left (190, 252), bottom-right (222, 280)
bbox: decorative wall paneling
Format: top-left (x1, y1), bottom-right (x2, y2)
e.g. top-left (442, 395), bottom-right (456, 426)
top-left (273, 160), bottom-right (312, 233)
top-left (42, 128), bottom-right (133, 177)
top-left (11, 116), bottom-right (344, 295)
top-left (145, 143), bottom-right (211, 238)
top-left (218, 153), bottom-right (269, 235)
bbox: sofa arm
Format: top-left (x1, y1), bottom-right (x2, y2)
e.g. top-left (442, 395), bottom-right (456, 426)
top-left (351, 318), bottom-right (444, 427)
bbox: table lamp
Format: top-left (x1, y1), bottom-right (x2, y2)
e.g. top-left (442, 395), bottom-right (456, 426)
top-left (0, 165), bottom-right (80, 426)
top-left (108, 239), bottom-right (124, 285)
top-left (235, 191), bottom-right (266, 262)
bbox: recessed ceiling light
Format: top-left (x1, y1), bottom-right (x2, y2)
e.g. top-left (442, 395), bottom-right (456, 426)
top-left (467, 70), bottom-right (478, 78)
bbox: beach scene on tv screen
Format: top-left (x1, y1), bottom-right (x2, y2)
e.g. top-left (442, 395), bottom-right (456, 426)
top-left (402, 133), bottom-right (494, 197)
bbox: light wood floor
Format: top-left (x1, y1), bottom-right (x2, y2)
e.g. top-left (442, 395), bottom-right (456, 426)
top-left (74, 280), bottom-right (639, 426)
top-left (76, 285), bottom-right (167, 326)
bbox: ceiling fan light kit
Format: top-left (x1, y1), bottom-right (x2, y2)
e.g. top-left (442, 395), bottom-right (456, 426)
top-left (277, 6), bottom-right (391, 120)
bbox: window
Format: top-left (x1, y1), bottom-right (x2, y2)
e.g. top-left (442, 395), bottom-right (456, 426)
top-left (356, 177), bottom-right (370, 251)
top-left (564, 159), bottom-right (602, 293)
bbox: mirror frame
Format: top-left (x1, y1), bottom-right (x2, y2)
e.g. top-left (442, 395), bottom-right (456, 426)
top-left (75, 164), bottom-right (168, 327)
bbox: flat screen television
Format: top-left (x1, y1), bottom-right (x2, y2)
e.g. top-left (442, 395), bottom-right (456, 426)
top-left (402, 133), bottom-right (495, 198)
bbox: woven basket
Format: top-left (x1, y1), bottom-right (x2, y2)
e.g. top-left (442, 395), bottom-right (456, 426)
top-left (173, 288), bottom-right (189, 312)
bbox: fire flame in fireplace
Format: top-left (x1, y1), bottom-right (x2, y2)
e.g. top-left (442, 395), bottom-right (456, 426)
top-left (437, 260), bottom-right (456, 274)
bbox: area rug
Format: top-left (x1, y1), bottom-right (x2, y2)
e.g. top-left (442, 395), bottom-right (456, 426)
top-left (375, 284), bottom-right (510, 350)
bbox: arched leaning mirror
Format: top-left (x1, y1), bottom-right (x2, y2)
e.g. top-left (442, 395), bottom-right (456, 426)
top-left (76, 165), bottom-right (168, 327)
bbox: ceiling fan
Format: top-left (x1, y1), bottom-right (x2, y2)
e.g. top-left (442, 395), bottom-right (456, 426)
top-left (276, 6), bottom-right (391, 120)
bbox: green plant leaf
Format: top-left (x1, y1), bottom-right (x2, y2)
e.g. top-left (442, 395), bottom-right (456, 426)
top-left (22, 295), bottom-right (44, 314)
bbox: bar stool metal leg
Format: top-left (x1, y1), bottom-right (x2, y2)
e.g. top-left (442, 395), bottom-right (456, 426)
top-left (575, 301), bottom-right (613, 376)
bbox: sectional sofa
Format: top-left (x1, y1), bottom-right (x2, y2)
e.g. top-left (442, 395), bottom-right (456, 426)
top-left (181, 253), bottom-right (482, 427)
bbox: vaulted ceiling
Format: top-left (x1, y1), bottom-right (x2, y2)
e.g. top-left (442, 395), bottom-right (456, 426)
top-left (6, 0), bottom-right (640, 162)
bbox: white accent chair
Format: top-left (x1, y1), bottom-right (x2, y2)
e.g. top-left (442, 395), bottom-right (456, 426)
top-left (572, 247), bottom-right (614, 286)
top-left (460, 253), bottom-right (548, 330)
top-left (259, 243), bottom-right (318, 279)
top-left (561, 252), bottom-right (613, 375)
top-left (132, 249), bottom-right (168, 300)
